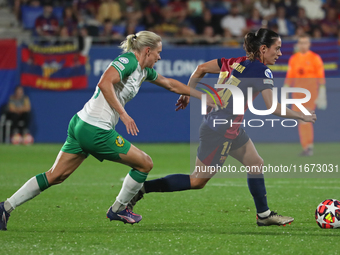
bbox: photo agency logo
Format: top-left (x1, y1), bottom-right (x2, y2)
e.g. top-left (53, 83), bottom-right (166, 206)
top-left (200, 81), bottom-right (312, 128)
top-left (198, 82), bottom-right (223, 113)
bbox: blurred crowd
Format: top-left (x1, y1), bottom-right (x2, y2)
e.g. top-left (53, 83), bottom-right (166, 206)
top-left (10, 0), bottom-right (340, 46)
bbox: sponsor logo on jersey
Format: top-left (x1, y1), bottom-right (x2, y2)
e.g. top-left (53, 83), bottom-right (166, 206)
top-left (230, 63), bottom-right (245, 73)
top-left (119, 57), bottom-right (129, 64)
top-left (114, 61), bottom-right (125, 71)
top-left (197, 82), bottom-right (223, 115)
top-left (264, 69), bottom-right (273, 78)
top-left (263, 79), bottom-right (274, 86)
top-left (115, 136), bottom-right (125, 147)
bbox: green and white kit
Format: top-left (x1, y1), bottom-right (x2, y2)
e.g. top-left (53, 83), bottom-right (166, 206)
top-left (78, 52), bottom-right (158, 130)
top-left (62, 52), bottom-right (158, 161)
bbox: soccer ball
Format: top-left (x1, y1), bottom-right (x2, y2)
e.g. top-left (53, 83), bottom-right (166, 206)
top-left (315, 199), bottom-right (340, 229)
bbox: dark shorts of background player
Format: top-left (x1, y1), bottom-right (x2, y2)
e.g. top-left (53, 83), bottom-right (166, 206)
top-left (197, 122), bottom-right (249, 166)
top-left (61, 114), bottom-right (131, 162)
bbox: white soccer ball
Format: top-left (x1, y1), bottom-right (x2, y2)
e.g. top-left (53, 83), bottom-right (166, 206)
top-left (315, 199), bottom-right (340, 229)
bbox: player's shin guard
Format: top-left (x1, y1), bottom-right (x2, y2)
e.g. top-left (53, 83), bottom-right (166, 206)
top-left (5, 173), bottom-right (50, 213)
top-left (111, 169), bottom-right (148, 212)
top-left (247, 173), bottom-right (269, 214)
top-left (144, 174), bottom-right (191, 193)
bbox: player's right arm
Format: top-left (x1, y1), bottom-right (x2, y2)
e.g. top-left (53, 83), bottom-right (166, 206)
top-left (176, 59), bottom-right (220, 111)
top-left (97, 66), bottom-right (139, 136)
top-left (262, 88), bottom-right (317, 123)
top-left (187, 59), bottom-right (221, 88)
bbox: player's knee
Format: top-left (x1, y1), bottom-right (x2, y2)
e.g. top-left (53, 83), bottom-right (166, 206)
top-left (257, 157), bottom-right (264, 168)
top-left (146, 155), bottom-right (154, 172)
top-left (142, 154), bottom-right (153, 173)
top-left (247, 157), bottom-right (264, 174)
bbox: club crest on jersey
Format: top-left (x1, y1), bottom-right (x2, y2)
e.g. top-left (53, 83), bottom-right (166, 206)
top-left (119, 57), bottom-right (129, 64)
top-left (115, 136), bottom-right (125, 147)
top-left (264, 69), bottom-right (273, 79)
top-left (219, 156), bottom-right (227, 164)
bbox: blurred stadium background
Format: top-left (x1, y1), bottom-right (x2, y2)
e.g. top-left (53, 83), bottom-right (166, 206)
top-left (0, 0), bottom-right (339, 144)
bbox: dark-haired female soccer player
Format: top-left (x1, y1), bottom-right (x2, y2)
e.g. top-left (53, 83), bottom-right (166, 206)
top-left (0, 31), bottom-right (218, 230)
top-left (129, 28), bottom-right (317, 226)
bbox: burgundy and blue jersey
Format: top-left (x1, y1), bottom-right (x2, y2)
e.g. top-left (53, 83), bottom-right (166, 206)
top-left (204, 56), bottom-right (274, 139)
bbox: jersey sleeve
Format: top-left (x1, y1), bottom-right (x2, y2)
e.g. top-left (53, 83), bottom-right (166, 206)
top-left (217, 58), bottom-right (223, 68)
top-left (218, 57), bottom-right (235, 69)
top-left (111, 53), bottom-right (138, 81)
top-left (145, 67), bottom-right (158, 81)
top-left (218, 57), bottom-right (247, 72)
top-left (253, 67), bottom-right (274, 92)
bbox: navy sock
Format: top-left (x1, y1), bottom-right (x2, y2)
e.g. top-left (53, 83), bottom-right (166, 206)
top-left (247, 173), bottom-right (269, 213)
top-left (144, 174), bottom-right (191, 193)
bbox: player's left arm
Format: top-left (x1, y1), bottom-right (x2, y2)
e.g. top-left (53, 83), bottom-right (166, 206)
top-left (187, 59), bottom-right (221, 88)
top-left (177, 59), bottom-right (221, 110)
top-left (151, 74), bottom-right (220, 109)
top-left (262, 88), bottom-right (317, 123)
top-left (314, 54), bottom-right (327, 110)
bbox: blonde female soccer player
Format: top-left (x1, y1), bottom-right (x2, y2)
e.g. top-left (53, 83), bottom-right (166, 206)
top-left (0, 31), bottom-right (218, 230)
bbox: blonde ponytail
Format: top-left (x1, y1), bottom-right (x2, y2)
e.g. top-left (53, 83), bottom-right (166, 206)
top-left (119, 31), bottom-right (161, 53)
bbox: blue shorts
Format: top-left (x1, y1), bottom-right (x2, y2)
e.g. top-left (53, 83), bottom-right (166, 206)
top-left (197, 122), bottom-right (249, 166)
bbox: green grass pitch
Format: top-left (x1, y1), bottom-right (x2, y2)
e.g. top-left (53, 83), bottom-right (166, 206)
top-left (0, 143), bottom-right (339, 254)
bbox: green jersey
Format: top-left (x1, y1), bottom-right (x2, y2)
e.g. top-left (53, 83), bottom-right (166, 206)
top-left (77, 52), bottom-right (158, 130)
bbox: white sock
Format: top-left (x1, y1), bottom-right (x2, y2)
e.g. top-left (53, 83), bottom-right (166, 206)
top-left (111, 173), bottom-right (143, 212)
top-left (6, 177), bottom-right (41, 212)
top-left (258, 209), bottom-right (271, 218)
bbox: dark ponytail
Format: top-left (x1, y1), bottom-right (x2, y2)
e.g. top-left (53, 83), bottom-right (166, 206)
top-left (244, 28), bottom-right (280, 61)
